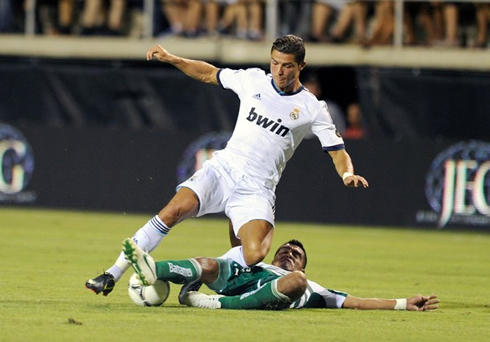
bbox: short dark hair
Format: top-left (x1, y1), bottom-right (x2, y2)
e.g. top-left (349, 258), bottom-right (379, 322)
top-left (271, 35), bottom-right (306, 65)
top-left (281, 239), bottom-right (308, 269)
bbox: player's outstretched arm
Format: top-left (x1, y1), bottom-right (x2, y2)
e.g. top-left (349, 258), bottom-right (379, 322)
top-left (146, 44), bottom-right (219, 85)
top-left (342, 294), bottom-right (439, 311)
top-left (328, 150), bottom-right (369, 188)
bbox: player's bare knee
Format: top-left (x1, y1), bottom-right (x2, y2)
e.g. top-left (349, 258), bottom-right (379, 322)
top-left (243, 251), bottom-right (265, 266)
top-left (290, 271), bottom-right (307, 294)
top-left (243, 245), bottom-right (269, 266)
top-left (288, 271), bottom-right (308, 300)
top-left (194, 257), bottom-right (219, 283)
top-left (277, 271), bottom-right (307, 300)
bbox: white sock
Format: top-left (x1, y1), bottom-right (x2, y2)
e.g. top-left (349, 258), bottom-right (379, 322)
top-left (107, 215), bottom-right (171, 281)
top-left (106, 262), bottom-right (126, 281)
top-left (219, 246), bottom-right (247, 268)
top-left (133, 215), bottom-right (170, 252)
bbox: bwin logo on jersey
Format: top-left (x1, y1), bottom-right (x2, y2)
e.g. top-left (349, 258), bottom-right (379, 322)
top-left (246, 107), bottom-right (290, 137)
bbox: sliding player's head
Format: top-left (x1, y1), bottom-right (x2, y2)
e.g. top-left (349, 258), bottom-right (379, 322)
top-left (272, 239), bottom-right (307, 272)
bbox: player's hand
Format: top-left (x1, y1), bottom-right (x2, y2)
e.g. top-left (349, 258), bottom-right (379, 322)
top-left (406, 295), bottom-right (439, 311)
top-left (343, 175), bottom-right (369, 188)
top-left (146, 44), bottom-right (170, 62)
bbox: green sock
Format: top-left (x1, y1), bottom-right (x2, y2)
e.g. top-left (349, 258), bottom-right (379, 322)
top-left (155, 258), bottom-right (202, 284)
top-left (218, 280), bottom-right (291, 310)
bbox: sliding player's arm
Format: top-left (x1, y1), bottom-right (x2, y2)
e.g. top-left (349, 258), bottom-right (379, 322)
top-left (342, 294), bottom-right (439, 311)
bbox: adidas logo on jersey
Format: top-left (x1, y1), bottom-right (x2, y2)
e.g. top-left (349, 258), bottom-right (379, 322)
top-left (253, 93), bottom-right (261, 100)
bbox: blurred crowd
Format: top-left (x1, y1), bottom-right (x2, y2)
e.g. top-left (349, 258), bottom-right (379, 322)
top-left (0, 0), bottom-right (488, 48)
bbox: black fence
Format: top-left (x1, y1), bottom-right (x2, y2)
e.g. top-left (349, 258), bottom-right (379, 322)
top-left (2, 124), bottom-right (489, 230)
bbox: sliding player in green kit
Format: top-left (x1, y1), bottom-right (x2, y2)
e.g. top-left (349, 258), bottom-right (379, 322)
top-left (123, 238), bottom-right (439, 311)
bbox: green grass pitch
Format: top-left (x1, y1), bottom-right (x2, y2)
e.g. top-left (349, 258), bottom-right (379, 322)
top-left (1, 207), bottom-right (489, 341)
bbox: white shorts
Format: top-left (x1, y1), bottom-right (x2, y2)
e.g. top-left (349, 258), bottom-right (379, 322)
top-left (177, 156), bottom-right (276, 236)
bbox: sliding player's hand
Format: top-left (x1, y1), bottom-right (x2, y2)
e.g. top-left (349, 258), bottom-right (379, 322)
top-left (407, 295), bottom-right (439, 311)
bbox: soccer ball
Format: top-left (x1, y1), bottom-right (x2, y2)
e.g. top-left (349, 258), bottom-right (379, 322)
top-left (128, 273), bottom-right (170, 307)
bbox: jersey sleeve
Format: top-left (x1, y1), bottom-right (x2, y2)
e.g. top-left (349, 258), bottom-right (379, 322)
top-left (217, 68), bottom-right (247, 95)
top-left (292, 280), bottom-right (348, 309)
top-left (311, 101), bottom-right (345, 152)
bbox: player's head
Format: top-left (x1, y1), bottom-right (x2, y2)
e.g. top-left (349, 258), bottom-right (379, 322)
top-left (270, 35), bottom-right (306, 93)
top-left (271, 35), bottom-right (306, 65)
top-left (272, 239), bottom-right (308, 272)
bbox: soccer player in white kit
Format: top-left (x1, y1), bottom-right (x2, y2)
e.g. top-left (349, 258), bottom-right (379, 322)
top-left (86, 35), bottom-right (369, 296)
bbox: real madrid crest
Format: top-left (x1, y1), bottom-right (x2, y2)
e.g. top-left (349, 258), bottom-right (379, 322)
top-left (289, 108), bottom-right (300, 120)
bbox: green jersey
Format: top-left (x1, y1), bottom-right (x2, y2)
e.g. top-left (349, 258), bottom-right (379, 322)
top-left (213, 259), bottom-right (347, 309)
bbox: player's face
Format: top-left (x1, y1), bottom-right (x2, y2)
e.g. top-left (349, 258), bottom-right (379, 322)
top-left (270, 50), bottom-right (305, 93)
top-left (272, 243), bottom-right (306, 272)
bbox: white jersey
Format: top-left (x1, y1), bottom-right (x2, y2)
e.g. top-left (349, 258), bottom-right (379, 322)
top-left (216, 68), bottom-right (344, 190)
top-left (257, 263), bottom-right (348, 309)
